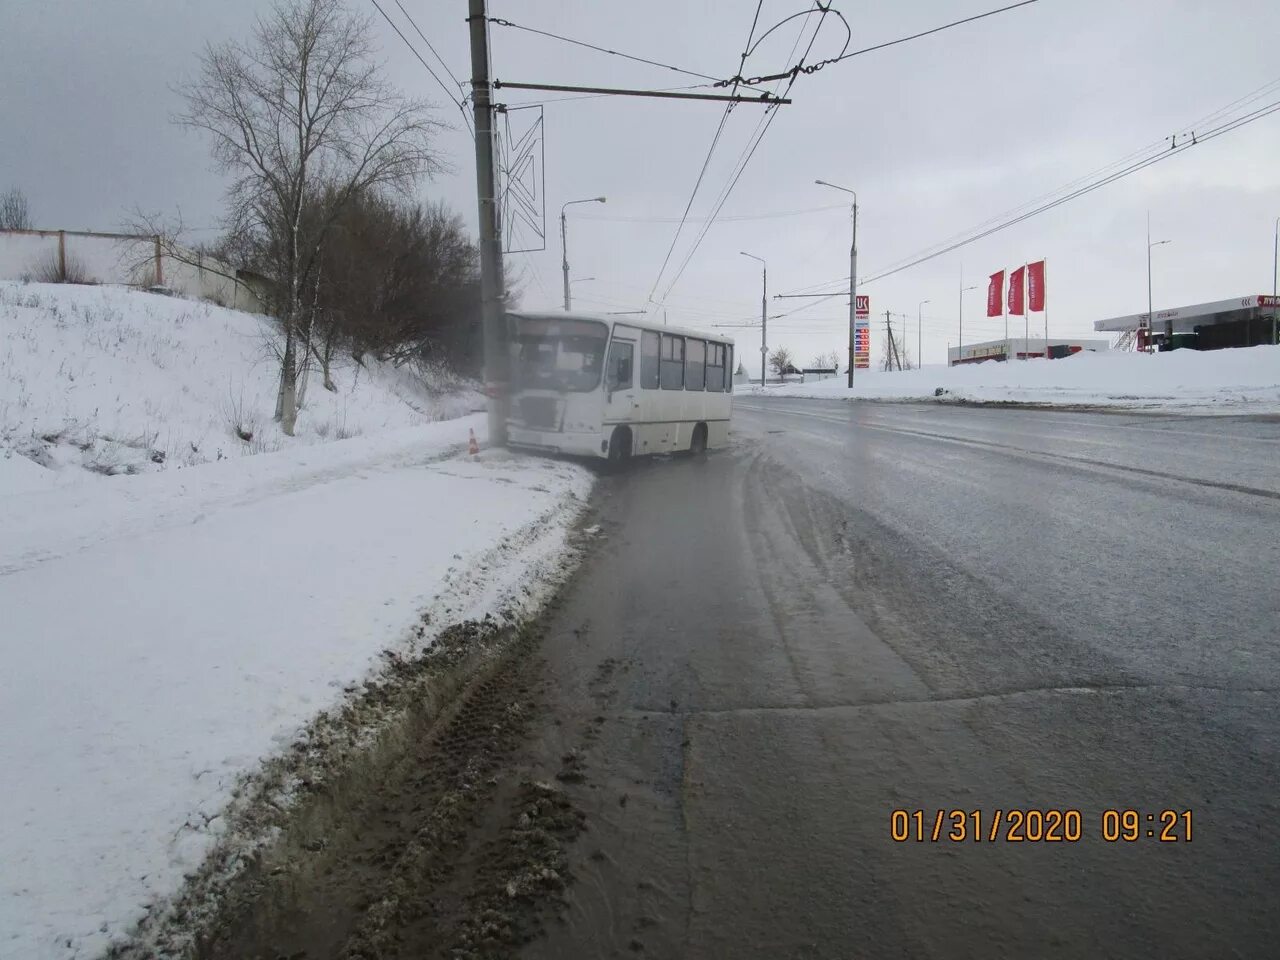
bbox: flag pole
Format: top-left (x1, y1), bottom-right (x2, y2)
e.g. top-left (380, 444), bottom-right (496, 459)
top-left (1043, 257), bottom-right (1049, 353)
top-left (1023, 260), bottom-right (1029, 359)
top-left (1003, 276), bottom-right (1008, 361)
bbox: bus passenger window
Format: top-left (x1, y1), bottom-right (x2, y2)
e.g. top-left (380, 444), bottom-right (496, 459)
top-left (641, 331), bottom-right (660, 389)
top-left (660, 335), bottom-right (685, 390)
top-left (705, 342), bottom-right (724, 391)
top-left (726, 345), bottom-right (734, 391)
top-left (686, 339), bottom-right (706, 390)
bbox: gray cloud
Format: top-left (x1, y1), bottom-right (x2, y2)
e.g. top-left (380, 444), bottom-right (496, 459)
top-left (3, 0), bottom-right (1278, 365)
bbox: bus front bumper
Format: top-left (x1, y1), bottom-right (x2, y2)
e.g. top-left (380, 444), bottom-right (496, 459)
top-left (507, 425), bottom-right (606, 459)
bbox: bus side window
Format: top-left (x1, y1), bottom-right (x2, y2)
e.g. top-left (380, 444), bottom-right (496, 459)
top-left (660, 335), bottom-right (685, 390)
top-left (705, 342), bottom-right (724, 391)
top-left (726, 345), bottom-right (734, 391)
top-left (640, 330), bottom-right (660, 389)
top-left (686, 339), bottom-right (706, 390)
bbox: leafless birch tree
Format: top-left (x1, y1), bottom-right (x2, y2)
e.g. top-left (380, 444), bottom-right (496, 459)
top-left (176, 0), bottom-right (444, 434)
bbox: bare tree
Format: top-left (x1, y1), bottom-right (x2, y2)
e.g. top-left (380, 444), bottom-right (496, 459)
top-left (809, 349), bottom-right (841, 370)
top-left (176, 0), bottom-right (445, 434)
top-left (768, 346), bottom-right (795, 380)
top-left (0, 187), bottom-right (31, 230)
top-left (319, 194), bottom-right (477, 366)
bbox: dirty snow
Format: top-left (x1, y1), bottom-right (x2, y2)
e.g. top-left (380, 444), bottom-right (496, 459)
top-left (749, 345), bottom-right (1280, 412)
top-left (0, 283), bottom-right (595, 959)
top-left (0, 423), bottom-right (593, 959)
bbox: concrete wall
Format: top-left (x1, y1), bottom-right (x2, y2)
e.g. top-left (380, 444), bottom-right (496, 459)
top-left (0, 229), bottom-right (265, 313)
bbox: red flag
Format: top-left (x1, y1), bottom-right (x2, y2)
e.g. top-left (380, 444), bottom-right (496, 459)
top-left (987, 270), bottom-right (1004, 317)
top-left (1028, 260), bottom-right (1046, 312)
top-left (1008, 265), bottom-right (1026, 316)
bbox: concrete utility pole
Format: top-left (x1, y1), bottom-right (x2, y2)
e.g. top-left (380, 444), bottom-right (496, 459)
top-left (816, 180), bottom-right (856, 386)
top-left (560, 196), bottom-right (606, 311)
top-left (741, 252), bottom-right (766, 384)
top-left (467, 0), bottom-right (509, 445)
top-left (1272, 216), bottom-right (1278, 344)
top-left (918, 299), bottom-right (930, 368)
top-left (958, 276), bottom-right (977, 367)
top-left (884, 310), bottom-right (900, 371)
top-left (1147, 213), bottom-right (1172, 354)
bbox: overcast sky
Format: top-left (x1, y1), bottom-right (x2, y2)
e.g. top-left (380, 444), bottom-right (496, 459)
top-left (4, 0), bottom-right (1280, 367)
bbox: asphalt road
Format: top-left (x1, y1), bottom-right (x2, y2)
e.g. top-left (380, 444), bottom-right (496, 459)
top-left (520, 400), bottom-right (1280, 959)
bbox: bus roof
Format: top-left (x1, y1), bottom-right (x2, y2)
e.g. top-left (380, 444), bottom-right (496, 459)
top-left (508, 310), bottom-right (735, 347)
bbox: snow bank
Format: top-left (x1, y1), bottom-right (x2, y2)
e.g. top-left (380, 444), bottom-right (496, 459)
top-left (0, 281), bottom-right (482, 477)
top-left (748, 346), bottom-right (1280, 412)
top-left (0, 420), bottom-right (594, 959)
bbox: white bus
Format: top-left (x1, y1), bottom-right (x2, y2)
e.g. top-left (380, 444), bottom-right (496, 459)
top-left (505, 311), bottom-right (735, 464)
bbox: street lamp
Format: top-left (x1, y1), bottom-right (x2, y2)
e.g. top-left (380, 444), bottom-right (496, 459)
top-left (741, 251), bottom-right (767, 385)
top-left (816, 179), bottom-right (857, 386)
top-left (958, 283), bottom-right (977, 366)
top-left (1272, 215), bottom-right (1278, 344)
top-left (1147, 232), bottom-right (1172, 354)
top-left (918, 299), bottom-right (931, 369)
top-left (560, 196), bottom-right (606, 311)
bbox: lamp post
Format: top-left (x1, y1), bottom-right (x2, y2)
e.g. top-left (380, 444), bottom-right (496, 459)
top-left (560, 196), bottom-right (606, 310)
top-left (1272, 215), bottom-right (1278, 344)
top-left (741, 251), bottom-right (767, 385)
top-left (1147, 227), bottom-right (1172, 353)
top-left (958, 283), bottom-right (977, 366)
top-left (917, 300), bottom-right (930, 369)
top-left (815, 180), bottom-right (857, 386)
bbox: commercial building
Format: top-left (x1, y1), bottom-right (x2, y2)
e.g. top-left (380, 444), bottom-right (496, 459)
top-left (1093, 294), bottom-right (1280, 351)
top-left (947, 337), bottom-right (1110, 366)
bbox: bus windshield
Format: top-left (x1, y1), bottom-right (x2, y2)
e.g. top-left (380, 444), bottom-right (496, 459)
top-left (510, 316), bottom-right (609, 393)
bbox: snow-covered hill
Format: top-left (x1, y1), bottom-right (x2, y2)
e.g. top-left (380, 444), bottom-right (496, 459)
top-left (0, 281), bottom-right (482, 482)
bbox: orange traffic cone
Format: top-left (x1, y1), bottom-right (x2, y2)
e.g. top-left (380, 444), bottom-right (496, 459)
top-left (468, 428), bottom-right (479, 456)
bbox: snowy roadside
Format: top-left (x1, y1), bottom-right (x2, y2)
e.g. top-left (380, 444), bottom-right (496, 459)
top-left (745, 345), bottom-right (1280, 413)
top-left (0, 281), bottom-right (484, 479)
top-left (0, 427), bottom-right (595, 960)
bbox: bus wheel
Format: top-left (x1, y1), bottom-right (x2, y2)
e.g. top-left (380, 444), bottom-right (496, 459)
top-left (607, 426), bottom-right (632, 469)
top-left (689, 423), bottom-right (708, 456)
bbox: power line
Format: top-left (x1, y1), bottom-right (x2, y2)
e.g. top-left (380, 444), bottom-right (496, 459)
top-left (644, 0), bottom-right (766, 304)
top-left (575, 203), bottom-right (847, 223)
top-left (368, 0), bottom-right (474, 137)
top-left (863, 71), bottom-right (1280, 280)
top-left (487, 16), bottom-right (723, 83)
top-left (656, 3), bottom-right (833, 305)
top-left (780, 83), bottom-right (1280, 305)
top-left (860, 96), bottom-right (1280, 285)
top-left (393, 0), bottom-right (465, 92)
top-left (720, 0), bottom-right (1040, 88)
top-left (741, 5), bottom-right (851, 64)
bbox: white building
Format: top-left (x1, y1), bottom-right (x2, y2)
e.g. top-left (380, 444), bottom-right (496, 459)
top-left (1093, 294), bottom-right (1280, 350)
top-left (947, 336), bottom-right (1110, 366)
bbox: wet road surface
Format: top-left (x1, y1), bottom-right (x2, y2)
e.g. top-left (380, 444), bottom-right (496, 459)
top-left (521, 400), bottom-right (1280, 959)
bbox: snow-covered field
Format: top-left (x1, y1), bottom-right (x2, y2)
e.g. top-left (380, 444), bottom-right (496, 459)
top-left (748, 346), bottom-right (1280, 413)
top-left (0, 285), bottom-right (595, 959)
top-left (0, 281), bottom-right (483, 478)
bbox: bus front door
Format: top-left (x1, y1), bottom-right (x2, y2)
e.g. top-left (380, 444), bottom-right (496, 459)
top-left (604, 339), bottom-right (639, 434)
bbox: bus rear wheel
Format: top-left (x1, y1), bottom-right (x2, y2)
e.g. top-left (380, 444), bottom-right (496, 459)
top-left (689, 423), bottom-right (708, 456)
top-left (607, 426), bottom-right (632, 469)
